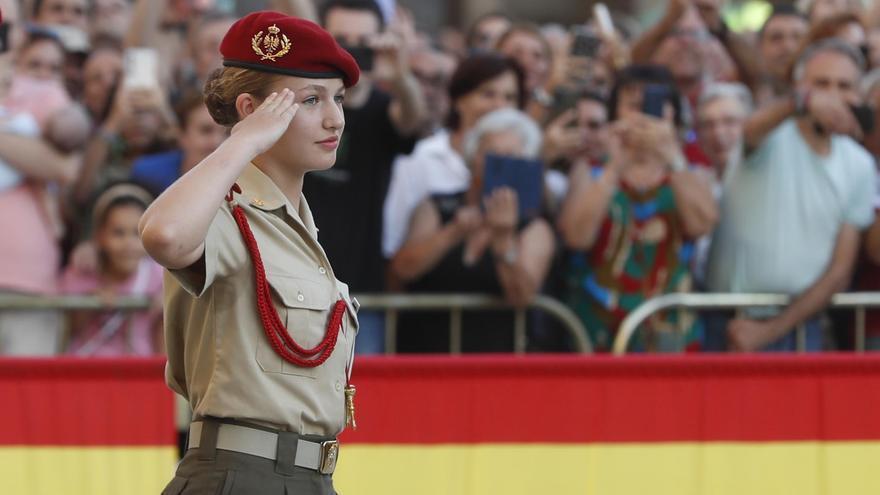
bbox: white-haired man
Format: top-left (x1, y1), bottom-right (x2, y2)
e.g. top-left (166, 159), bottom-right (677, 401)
top-left (691, 82), bottom-right (753, 288)
top-left (696, 82), bottom-right (753, 181)
top-left (706, 39), bottom-right (877, 352)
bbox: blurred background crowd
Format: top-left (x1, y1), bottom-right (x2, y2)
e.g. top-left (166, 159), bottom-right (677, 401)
top-left (0, 0), bottom-right (878, 357)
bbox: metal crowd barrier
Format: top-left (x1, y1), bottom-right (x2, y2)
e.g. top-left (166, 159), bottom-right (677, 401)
top-left (0, 294), bottom-right (151, 311)
top-left (0, 293), bottom-right (593, 354)
top-left (356, 293), bottom-right (592, 354)
top-left (612, 292), bottom-right (880, 355)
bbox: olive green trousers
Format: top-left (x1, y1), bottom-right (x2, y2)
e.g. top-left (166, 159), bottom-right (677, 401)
top-left (161, 422), bottom-right (337, 495)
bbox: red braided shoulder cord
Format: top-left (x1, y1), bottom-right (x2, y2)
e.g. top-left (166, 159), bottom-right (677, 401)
top-left (226, 184), bottom-right (346, 367)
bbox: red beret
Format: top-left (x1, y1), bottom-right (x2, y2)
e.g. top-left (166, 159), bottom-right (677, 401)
top-left (220, 11), bottom-right (360, 87)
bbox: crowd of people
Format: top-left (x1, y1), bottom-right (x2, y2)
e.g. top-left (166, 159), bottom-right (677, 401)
top-left (0, 0), bottom-right (878, 356)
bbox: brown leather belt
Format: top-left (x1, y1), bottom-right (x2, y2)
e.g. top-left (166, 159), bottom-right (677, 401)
top-left (188, 421), bottom-right (339, 475)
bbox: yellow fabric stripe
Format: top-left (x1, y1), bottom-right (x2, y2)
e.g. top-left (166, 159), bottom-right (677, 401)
top-left (4, 442), bottom-right (878, 494)
top-left (0, 447), bottom-right (177, 495)
top-left (334, 442), bottom-right (880, 495)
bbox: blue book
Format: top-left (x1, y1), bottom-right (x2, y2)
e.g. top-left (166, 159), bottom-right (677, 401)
top-left (481, 153), bottom-right (544, 221)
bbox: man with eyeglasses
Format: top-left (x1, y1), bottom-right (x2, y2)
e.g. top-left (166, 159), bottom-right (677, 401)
top-left (307, 0), bottom-right (427, 354)
top-left (408, 44), bottom-right (455, 133)
top-left (695, 82), bottom-right (751, 181)
top-left (543, 90), bottom-right (609, 213)
top-left (631, 0), bottom-right (750, 104)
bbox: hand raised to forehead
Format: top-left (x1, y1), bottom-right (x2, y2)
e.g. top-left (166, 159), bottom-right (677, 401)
top-left (231, 88), bottom-right (299, 156)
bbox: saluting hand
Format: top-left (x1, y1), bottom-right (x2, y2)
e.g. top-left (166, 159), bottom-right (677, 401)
top-left (231, 88), bottom-right (299, 156)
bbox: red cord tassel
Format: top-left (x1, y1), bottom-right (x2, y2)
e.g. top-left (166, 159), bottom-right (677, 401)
top-left (228, 186), bottom-right (344, 368)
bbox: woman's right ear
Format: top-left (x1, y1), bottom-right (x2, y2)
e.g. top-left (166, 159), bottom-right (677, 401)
top-left (235, 93), bottom-right (258, 120)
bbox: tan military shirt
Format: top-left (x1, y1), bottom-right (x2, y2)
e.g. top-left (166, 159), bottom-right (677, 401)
top-left (163, 164), bottom-right (358, 436)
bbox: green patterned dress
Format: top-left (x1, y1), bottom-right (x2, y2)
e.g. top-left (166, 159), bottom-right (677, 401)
top-left (565, 171), bottom-right (698, 352)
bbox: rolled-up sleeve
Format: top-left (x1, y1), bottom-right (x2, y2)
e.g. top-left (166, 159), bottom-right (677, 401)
top-left (168, 206), bottom-right (245, 297)
top-left (845, 157), bottom-right (878, 230)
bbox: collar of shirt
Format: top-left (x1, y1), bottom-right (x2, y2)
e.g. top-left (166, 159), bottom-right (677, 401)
top-left (236, 163), bottom-right (320, 240)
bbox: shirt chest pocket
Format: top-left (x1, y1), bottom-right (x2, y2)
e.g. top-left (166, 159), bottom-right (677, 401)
top-left (255, 274), bottom-right (335, 378)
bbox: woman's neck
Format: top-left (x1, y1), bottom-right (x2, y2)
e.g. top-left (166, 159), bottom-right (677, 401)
top-left (252, 154), bottom-right (305, 210)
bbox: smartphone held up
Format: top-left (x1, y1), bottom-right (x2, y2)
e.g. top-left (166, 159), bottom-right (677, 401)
top-left (123, 48), bottom-right (160, 90)
top-left (642, 84), bottom-right (671, 119)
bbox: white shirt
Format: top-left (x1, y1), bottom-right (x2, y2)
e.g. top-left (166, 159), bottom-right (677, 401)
top-left (382, 130), bottom-right (471, 257)
top-left (707, 119), bottom-right (877, 295)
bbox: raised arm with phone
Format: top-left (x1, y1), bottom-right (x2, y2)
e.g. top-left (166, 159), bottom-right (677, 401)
top-left (743, 39), bottom-right (867, 151)
top-left (559, 67), bottom-right (717, 351)
top-left (708, 38), bottom-right (876, 353)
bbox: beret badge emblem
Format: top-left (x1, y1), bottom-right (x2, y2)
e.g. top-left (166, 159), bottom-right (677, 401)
top-left (252, 24), bottom-right (291, 62)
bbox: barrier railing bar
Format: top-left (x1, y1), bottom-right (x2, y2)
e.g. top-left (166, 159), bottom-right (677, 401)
top-left (856, 307), bottom-right (866, 354)
top-left (0, 294), bottom-right (151, 311)
top-left (450, 307), bottom-right (462, 355)
top-left (0, 293), bottom-right (594, 354)
top-left (384, 308), bottom-right (398, 355)
top-left (350, 294), bottom-right (592, 353)
top-left (613, 292), bottom-right (880, 355)
top-left (514, 309), bottom-right (527, 354)
top-left (796, 324), bottom-right (806, 354)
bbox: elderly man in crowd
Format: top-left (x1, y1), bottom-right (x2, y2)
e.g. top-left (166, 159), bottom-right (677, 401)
top-left (707, 39), bottom-right (877, 352)
top-left (692, 82), bottom-right (752, 288)
top-left (696, 82), bottom-right (753, 184)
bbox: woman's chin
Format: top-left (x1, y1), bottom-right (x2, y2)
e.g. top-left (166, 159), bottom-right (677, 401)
top-left (276, 148), bottom-right (338, 173)
top-left (310, 152), bottom-right (339, 171)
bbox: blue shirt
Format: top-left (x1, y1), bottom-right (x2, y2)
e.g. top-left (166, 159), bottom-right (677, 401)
top-left (130, 149), bottom-right (184, 196)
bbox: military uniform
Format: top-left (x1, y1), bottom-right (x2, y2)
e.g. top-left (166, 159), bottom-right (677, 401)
top-left (159, 11), bottom-right (362, 495)
top-left (161, 164), bottom-right (359, 494)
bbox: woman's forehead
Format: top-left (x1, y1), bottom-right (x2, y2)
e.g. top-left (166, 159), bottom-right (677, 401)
top-left (270, 76), bottom-right (345, 93)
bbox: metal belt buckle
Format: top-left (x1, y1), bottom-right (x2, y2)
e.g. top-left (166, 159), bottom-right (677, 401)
top-left (318, 440), bottom-right (339, 474)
